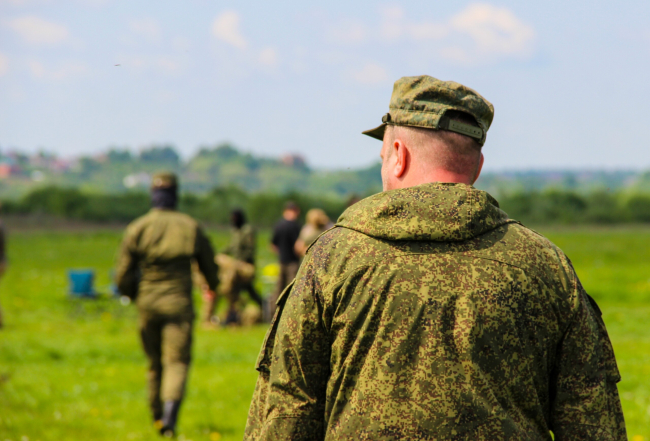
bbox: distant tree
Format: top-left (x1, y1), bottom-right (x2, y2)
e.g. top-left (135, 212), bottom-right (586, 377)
top-left (22, 186), bottom-right (88, 217)
top-left (79, 157), bottom-right (101, 176)
top-left (625, 195), bottom-right (650, 222)
top-left (242, 153), bottom-right (261, 171)
top-left (107, 148), bottom-right (133, 163)
top-left (214, 144), bottom-right (240, 160)
top-left (139, 145), bottom-right (180, 164)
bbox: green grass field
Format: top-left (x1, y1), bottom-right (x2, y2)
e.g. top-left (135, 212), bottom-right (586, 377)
top-left (0, 226), bottom-right (649, 440)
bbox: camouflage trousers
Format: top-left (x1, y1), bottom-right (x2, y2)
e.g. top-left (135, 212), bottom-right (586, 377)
top-left (139, 313), bottom-right (193, 420)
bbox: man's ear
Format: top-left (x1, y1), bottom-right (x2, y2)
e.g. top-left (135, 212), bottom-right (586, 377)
top-left (472, 153), bottom-right (485, 184)
top-left (394, 139), bottom-right (408, 178)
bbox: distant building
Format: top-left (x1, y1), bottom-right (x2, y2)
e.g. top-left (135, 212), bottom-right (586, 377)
top-left (123, 172), bottom-right (151, 189)
top-left (0, 160), bottom-right (20, 179)
top-left (281, 153), bottom-right (307, 168)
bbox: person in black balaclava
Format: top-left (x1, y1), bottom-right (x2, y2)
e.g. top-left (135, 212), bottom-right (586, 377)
top-left (116, 172), bottom-right (219, 438)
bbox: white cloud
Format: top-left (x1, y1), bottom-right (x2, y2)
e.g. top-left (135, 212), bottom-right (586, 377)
top-left (258, 47), bottom-right (278, 67)
top-left (28, 59), bottom-right (89, 80)
top-left (0, 53), bottom-right (9, 76)
top-left (129, 17), bottom-right (162, 43)
top-left (449, 3), bottom-right (535, 59)
top-left (211, 10), bottom-right (247, 49)
top-left (407, 3), bottom-right (535, 63)
top-left (351, 63), bottom-right (389, 85)
top-left (6, 16), bottom-right (70, 45)
top-left (334, 3), bottom-right (534, 65)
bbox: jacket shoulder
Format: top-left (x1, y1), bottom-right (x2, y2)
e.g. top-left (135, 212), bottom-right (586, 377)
top-left (476, 222), bottom-right (579, 300)
top-left (126, 210), bottom-right (200, 235)
top-left (304, 226), bottom-right (392, 285)
top-left (497, 223), bottom-right (573, 273)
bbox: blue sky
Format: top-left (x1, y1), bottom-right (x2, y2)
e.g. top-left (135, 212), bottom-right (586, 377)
top-left (1, 0), bottom-right (649, 171)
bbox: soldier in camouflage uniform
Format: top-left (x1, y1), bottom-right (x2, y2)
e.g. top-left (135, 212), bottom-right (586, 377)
top-left (244, 76), bottom-right (626, 440)
top-left (116, 172), bottom-right (218, 437)
top-left (223, 209), bottom-right (263, 323)
top-left (198, 209), bottom-right (262, 325)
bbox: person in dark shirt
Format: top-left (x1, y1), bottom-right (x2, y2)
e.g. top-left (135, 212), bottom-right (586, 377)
top-left (270, 201), bottom-right (301, 317)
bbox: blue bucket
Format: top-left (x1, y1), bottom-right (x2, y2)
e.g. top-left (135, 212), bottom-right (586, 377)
top-left (68, 269), bottom-right (96, 298)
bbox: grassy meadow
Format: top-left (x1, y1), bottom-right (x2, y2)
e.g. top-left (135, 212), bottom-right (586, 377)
top-left (0, 225), bottom-right (649, 440)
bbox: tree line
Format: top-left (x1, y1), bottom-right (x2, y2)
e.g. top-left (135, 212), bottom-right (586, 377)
top-left (0, 186), bottom-right (351, 227)
top-left (3, 185), bottom-right (650, 226)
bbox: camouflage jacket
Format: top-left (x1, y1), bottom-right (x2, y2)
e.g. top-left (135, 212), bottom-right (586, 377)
top-left (115, 209), bottom-right (218, 317)
top-left (244, 183), bottom-right (625, 440)
top-left (225, 224), bottom-right (256, 264)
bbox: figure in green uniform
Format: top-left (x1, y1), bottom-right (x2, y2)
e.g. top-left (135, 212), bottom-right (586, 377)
top-left (244, 76), bottom-right (626, 440)
top-left (222, 209), bottom-right (262, 324)
top-left (198, 209), bottom-right (261, 326)
top-left (116, 172), bottom-right (218, 437)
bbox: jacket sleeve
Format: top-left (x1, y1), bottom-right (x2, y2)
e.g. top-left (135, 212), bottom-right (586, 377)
top-left (244, 258), bottom-right (330, 441)
top-left (194, 226), bottom-right (218, 291)
top-left (115, 226), bottom-right (139, 299)
top-left (550, 279), bottom-right (627, 440)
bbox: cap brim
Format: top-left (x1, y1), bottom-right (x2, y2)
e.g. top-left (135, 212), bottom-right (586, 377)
top-left (361, 123), bottom-right (387, 141)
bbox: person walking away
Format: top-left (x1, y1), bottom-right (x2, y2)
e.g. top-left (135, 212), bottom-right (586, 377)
top-left (115, 172), bottom-right (218, 438)
top-left (294, 208), bottom-right (330, 257)
top-left (244, 76), bottom-right (626, 440)
top-left (269, 201), bottom-right (301, 318)
top-left (201, 209), bottom-right (262, 325)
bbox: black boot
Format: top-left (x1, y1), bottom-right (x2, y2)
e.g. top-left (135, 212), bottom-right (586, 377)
top-left (160, 400), bottom-right (181, 437)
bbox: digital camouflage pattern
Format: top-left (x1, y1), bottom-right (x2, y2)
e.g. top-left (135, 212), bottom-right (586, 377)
top-left (244, 183), bottom-right (626, 440)
top-left (115, 208), bottom-right (218, 418)
top-left (362, 75), bottom-right (494, 145)
top-left (225, 224), bottom-right (257, 264)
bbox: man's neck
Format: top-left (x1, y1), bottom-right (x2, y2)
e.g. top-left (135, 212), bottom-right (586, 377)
top-left (391, 170), bottom-right (474, 190)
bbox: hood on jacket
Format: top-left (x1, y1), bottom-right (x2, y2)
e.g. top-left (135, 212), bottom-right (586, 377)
top-left (336, 182), bottom-right (514, 242)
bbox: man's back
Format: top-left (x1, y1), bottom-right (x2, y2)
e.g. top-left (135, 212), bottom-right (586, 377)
top-left (246, 183), bottom-right (625, 440)
top-left (117, 209), bottom-right (217, 316)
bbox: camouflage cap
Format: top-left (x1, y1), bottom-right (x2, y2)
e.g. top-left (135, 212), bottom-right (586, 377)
top-left (151, 171), bottom-right (178, 189)
top-left (362, 75), bottom-right (494, 145)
